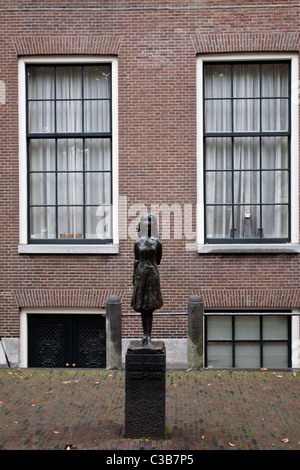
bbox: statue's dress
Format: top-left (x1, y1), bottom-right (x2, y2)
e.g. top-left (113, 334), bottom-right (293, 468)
top-left (131, 236), bottom-right (163, 313)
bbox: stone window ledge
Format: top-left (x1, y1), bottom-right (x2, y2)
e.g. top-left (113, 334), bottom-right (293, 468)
top-left (197, 244), bottom-right (300, 255)
top-left (18, 244), bottom-right (119, 255)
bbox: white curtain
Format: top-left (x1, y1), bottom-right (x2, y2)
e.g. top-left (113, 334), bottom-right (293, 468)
top-left (204, 63), bottom-right (289, 240)
top-left (28, 65), bottom-right (111, 240)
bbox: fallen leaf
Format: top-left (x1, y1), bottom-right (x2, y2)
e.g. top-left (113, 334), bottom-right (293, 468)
top-left (281, 438), bottom-right (289, 443)
top-left (94, 381), bottom-right (100, 385)
top-left (0, 402), bottom-right (3, 405)
top-left (277, 375), bottom-right (283, 378)
top-left (44, 391), bottom-right (53, 395)
top-left (228, 442), bottom-right (235, 447)
top-left (62, 381), bottom-right (71, 384)
top-left (201, 435), bottom-right (205, 440)
top-left (53, 431), bottom-right (60, 434)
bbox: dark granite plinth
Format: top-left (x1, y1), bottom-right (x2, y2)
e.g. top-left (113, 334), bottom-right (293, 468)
top-left (125, 341), bottom-right (166, 439)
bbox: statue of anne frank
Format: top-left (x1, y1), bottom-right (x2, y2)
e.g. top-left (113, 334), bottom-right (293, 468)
top-left (131, 213), bottom-right (163, 347)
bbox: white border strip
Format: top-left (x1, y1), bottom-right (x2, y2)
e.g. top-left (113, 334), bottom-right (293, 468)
top-left (18, 56), bottom-right (119, 253)
top-left (197, 53), bottom-right (299, 250)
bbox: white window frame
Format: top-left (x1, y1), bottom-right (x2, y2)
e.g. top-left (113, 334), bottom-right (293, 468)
top-left (197, 53), bottom-right (299, 254)
top-left (19, 306), bottom-right (105, 367)
top-left (204, 310), bottom-right (300, 369)
top-left (18, 56), bottom-right (119, 254)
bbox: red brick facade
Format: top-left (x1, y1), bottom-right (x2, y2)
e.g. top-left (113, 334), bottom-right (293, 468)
top-left (0, 1), bottom-right (300, 351)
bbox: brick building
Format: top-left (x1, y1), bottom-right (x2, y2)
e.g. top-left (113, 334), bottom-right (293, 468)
top-left (0, 0), bottom-right (299, 369)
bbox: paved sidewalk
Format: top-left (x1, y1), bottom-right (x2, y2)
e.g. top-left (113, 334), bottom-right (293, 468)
top-left (0, 368), bottom-right (299, 451)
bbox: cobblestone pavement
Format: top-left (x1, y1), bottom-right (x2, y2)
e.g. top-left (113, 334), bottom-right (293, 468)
top-left (0, 368), bottom-right (299, 452)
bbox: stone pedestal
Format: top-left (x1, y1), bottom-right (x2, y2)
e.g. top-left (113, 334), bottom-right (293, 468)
top-left (125, 341), bottom-right (166, 439)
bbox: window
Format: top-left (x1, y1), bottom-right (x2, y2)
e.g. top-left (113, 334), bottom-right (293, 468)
top-left (19, 57), bottom-right (118, 253)
top-left (26, 63), bottom-right (112, 244)
top-left (205, 314), bottom-right (291, 368)
top-left (201, 57), bottom-right (297, 245)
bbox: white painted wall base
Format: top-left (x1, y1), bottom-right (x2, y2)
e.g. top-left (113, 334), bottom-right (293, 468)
top-left (122, 338), bottom-right (188, 369)
top-left (0, 338), bottom-right (20, 368)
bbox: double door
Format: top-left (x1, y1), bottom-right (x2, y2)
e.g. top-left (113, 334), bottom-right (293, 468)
top-left (28, 314), bottom-right (106, 368)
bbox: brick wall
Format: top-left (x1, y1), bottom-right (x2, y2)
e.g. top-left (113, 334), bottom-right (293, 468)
top-left (0, 1), bottom-right (300, 339)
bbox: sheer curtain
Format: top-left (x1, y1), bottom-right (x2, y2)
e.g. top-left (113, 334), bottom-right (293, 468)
top-left (28, 65), bottom-right (111, 241)
top-left (204, 62), bottom-right (289, 240)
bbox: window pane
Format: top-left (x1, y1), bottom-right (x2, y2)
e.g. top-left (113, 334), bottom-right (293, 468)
top-left (85, 138), bottom-right (111, 171)
top-left (28, 66), bottom-right (54, 100)
top-left (84, 100), bottom-right (110, 132)
top-left (30, 207), bottom-right (56, 239)
top-left (57, 173), bottom-right (83, 205)
top-left (56, 66), bottom-right (82, 99)
top-left (206, 171), bottom-right (232, 204)
top-left (263, 316), bottom-right (288, 340)
top-left (57, 206), bottom-right (83, 239)
top-left (84, 65), bottom-right (111, 99)
top-left (235, 316), bottom-right (260, 340)
top-left (234, 171), bottom-right (260, 204)
top-left (261, 98), bottom-right (289, 131)
top-left (206, 316), bottom-right (232, 340)
top-left (262, 171), bottom-right (288, 204)
top-left (56, 100), bottom-right (82, 132)
top-left (205, 100), bottom-right (232, 132)
top-left (57, 139), bottom-right (83, 171)
top-left (233, 205), bottom-right (260, 239)
top-left (233, 137), bottom-right (260, 170)
top-left (261, 137), bottom-right (288, 169)
top-left (206, 206), bottom-right (232, 239)
top-left (233, 99), bottom-right (260, 132)
top-left (28, 101), bottom-right (55, 133)
top-left (235, 343), bottom-right (260, 368)
top-left (207, 343), bottom-right (232, 368)
top-left (205, 137), bottom-right (232, 170)
top-left (262, 205), bottom-right (289, 238)
top-left (85, 172), bottom-right (111, 205)
top-left (86, 205), bottom-right (112, 239)
top-left (261, 63), bottom-right (289, 97)
top-left (29, 139), bottom-right (55, 171)
top-left (263, 343), bottom-right (288, 368)
top-left (233, 64), bottom-right (260, 97)
top-left (204, 64), bottom-right (231, 98)
top-left (30, 173), bottom-right (56, 205)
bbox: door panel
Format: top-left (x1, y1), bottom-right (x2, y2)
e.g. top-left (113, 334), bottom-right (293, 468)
top-left (28, 314), bottom-right (106, 368)
top-left (73, 316), bottom-right (106, 368)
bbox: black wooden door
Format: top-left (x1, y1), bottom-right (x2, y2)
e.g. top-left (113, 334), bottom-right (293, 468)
top-left (28, 314), bottom-right (106, 368)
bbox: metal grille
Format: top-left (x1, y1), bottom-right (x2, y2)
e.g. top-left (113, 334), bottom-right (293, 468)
top-left (28, 314), bottom-right (106, 368)
top-left (78, 320), bottom-right (106, 368)
top-left (29, 318), bottom-right (65, 367)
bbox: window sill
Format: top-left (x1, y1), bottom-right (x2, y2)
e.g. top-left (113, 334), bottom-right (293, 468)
top-left (197, 243), bottom-right (300, 254)
top-left (18, 244), bottom-right (119, 255)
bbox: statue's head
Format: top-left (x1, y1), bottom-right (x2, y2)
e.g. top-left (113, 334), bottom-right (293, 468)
top-left (138, 213), bottom-right (158, 238)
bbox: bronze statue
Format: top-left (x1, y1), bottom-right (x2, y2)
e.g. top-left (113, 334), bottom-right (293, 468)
top-left (131, 213), bottom-right (163, 346)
